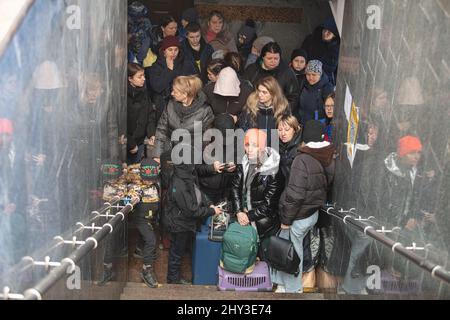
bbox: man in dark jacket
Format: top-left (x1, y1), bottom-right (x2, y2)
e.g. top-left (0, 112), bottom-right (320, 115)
top-left (301, 17), bottom-right (340, 86)
top-left (273, 120), bottom-right (335, 293)
top-left (244, 42), bottom-right (300, 109)
top-left (164, 146), bottom-right (222, 284)
top-left (181, 22), bottom-right (214, 85)
top-left (196, 114), bottom-right (238, 204)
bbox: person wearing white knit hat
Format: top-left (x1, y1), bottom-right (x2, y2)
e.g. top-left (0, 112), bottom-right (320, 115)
top-left (214, 67), bottom-right (241, 97)
top-left (204, 67), bottom-right (253, 122)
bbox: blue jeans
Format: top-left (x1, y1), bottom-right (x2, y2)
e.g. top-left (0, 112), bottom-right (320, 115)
top-left (270, 211), bottom-right (319, 293)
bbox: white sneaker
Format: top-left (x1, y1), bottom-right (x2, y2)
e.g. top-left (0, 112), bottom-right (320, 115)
top-left (275, 285), bottom-right (286, 293)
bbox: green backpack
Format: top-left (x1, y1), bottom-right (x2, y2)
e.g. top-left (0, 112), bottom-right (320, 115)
top-left (221, 222), bottom-right (259, 274)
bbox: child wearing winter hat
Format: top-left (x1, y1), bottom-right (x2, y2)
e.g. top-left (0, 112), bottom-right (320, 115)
top-left (290, 49), bottom-right (308, 89)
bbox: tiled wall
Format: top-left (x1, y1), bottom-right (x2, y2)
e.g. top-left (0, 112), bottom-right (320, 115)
top-left (332, 0), bottom-right (450, 296)
top-left (195, 0), bottom-right (332, 62)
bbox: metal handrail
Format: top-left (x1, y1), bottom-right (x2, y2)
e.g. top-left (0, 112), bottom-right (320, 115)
top-left (21, 196), bottom-right (139, 300)
top-left (0, 195), bottom-right (138, 300)
top-left (2, 196), bottom-right (123, 280)
top-left (325, 206), bottom-right (450, 285)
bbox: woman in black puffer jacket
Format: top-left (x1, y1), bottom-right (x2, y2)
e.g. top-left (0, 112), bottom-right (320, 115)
top-left (230, 129), bottom-right (283, 242)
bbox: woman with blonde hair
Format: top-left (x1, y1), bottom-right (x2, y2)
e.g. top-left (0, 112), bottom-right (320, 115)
top-left (153, 75), bottom-right (214, 163)
top-left (238, 76), bottom-right (291, 147)
top-left (276, 114), bottom-right (302, 186)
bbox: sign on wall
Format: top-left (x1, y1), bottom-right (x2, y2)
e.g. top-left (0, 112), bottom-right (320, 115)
top-left (344, 85), bottom-right (360, 167)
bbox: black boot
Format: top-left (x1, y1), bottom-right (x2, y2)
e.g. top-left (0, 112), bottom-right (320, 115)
top-left (98, 264), bottom-right (114, 286)
top-left (141, 265), bottom-right (158, 288)
top-left (167, 279), bottom-right (192, 285)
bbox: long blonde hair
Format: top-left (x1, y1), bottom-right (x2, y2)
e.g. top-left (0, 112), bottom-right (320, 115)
top-left (245, 76), bottom-right (289, 122)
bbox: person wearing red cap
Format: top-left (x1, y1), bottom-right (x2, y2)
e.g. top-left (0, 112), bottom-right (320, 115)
top-left (379, 135), bottom-right (440, 278)
top-left (382, 135), bottom-right (424, 230)
top-left (0, 118), bottom-right (14, 154)
top-left (146, 35), bottom-right (197, 122)
top-left (230, 128), bottom-right (283, 245)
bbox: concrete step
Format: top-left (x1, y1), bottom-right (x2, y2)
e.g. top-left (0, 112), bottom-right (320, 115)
top-left (120, 282), bottom-right (326, 300)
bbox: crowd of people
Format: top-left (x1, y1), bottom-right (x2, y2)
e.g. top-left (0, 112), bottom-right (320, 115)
top-left (122, 2), bottom-right (450, 294)
top-left (0, 0), bottom-right (447, 296)
top-left (125, 1), bottom-right (343, 292)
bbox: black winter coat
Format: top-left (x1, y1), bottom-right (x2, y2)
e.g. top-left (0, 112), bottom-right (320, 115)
top-left (293, 69), bottom-right (307, 92)
top-left (301, 18), bottom-right (341, 85)
top-left (154, 91), bottom-right (215, 158)
top-left (237, 105), bottom-right (280, 148)
top-left (278, 132), bottom-right (303, 186)
top-left (230, 148), bottom-right (283, 238)
top-left (196, 141), bottom-right (238, 199)
top-left (146, 52), bottom-right (197, 121)
top-left (127, 83), bottom-right (156, 150)
top-left (164, 164), bottom-right (215, 233)
top-left (298, 73), bottom-right (333, 125)
top-left (379, 153), bottom-right (433, 228)
top-left (181, 38), bottom-right (214, 85)
top-left (203, 80), bottom-right (253, 116)
top-left (244, 60), bottom-right (300, 109)
top-left (279, 143), bottom-right (335, 225)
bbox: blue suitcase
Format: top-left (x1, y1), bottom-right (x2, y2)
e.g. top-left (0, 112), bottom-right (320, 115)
top-left (192, 224), bottom-right (222, 285)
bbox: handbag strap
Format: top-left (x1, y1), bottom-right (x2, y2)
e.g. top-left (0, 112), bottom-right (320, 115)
top-left (276, 228), bottom-right (292, 242)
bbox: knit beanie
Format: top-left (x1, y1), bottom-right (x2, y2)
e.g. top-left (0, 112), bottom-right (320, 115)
top-left (0, 118), bottom-right (13, 134)
top-left (302, 120), bottom-right (325, 143)
top-left (291, 48), bottom-right (308, 62)
top-left (160, 35), bottom-right (180, 53)
top-left (182, 8), bottom-right (199, 24)
top-left (397, 136), bottom-right (423, 157)
top-left (252, 36), bottom-right (275, 53)
top-left (245, 129), bottom-right (267, 151)
top-left (305, 60), bottom-right (323, 74)
top-left (214, 67), bottom-right (241, 97)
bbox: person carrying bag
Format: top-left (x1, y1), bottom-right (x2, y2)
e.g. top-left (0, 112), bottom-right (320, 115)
top-left (265, 229), bottom-right (301, 276)
top-left (271, 120), bottom-right (335, 293)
